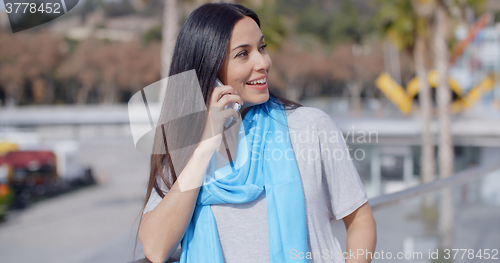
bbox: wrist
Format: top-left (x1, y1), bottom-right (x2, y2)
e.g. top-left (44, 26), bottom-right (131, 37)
top-left (196, 133), bottom-right (222, 156)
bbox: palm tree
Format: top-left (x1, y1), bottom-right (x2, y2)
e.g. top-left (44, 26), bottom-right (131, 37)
top-left (433, 1), bottom-right (455, 252)
top-left (411, 0), bottom-right (436, 201)
top-left (432, 0), bottom-right (486, 251)
top-left (434, 1), bottom-right (454, 179)
top-left (161, 0), bottom-right (179, 78)
top-left (377, 0), bottom-right (436, 186)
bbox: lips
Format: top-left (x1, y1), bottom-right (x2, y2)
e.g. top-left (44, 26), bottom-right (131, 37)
top-left (245, 78), bottom-right (267, 91)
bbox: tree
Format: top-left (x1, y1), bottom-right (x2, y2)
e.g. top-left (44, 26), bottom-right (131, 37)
top-left (57, 38), bottom-right (161, 104)
top-left (57, 38), bottom-right (102, 104)
top-left (242, 0), bottom-right (288, 51)
top-left (432, 0), bottom-right (487, 178)
top-left (330, 43), bottom-right (384, 116)
top-left (0, 35), bottom-right (25, 106)
top-left (267, 41), bottom-right (383, 103)
top-left (380, 0), bottom-right (485, 253)
top-left (377, 0), bottom-right (436, 187)
top-left (433, 0), bottom-right (487, 252)
top-left (434, 0), bottom-right (454, 252)
top-left (0, 32), bottom-right (63, 106)
top-left (434, 1), bottom-right (453, 180)
top-left (268, 43), bottom-right (333, 101)
top-left (161, 0), bottom-right (179, 78)
top-left (412, 0), bottom-right (437, 192)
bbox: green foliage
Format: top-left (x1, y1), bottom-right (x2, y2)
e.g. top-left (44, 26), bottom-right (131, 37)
top-left (143, 25), bottom-right (162, 45)
top-left (275, 0), bottom-right (311, 16)
top-left (295, 4), bottom-right (330, 42)
top-left (375, 0), bottom-right (416, 50)
top-left (327, 0), bottom-right (366, 45)
top-left (64, 38), bottom-right (80, 53)
top-left (464, 0), bottom-right (487, 16)
top-left (295, 0), bottom-right (372, 47)
top-left (242, 0), bottom-right (288, 50)
top-left (375, 0), bottom-right (488, 52)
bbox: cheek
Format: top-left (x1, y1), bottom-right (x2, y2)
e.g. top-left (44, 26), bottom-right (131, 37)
top-left (230, 68), bottom-right (250, 85)
top-left (227, 64), bottom-right (245, 81)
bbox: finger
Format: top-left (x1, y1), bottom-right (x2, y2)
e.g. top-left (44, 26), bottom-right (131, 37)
top-left (211, 85), bottom-right (238, 105)
top-left (217, 94), bottom-right (244, 109)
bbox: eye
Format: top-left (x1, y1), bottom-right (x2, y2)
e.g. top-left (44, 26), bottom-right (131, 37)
top-left (236, 50), bottom-right (248, 58)
top-left (259, 44), bottom-right (267, 52)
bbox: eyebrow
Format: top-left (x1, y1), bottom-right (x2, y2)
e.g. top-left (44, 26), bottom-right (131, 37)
top-left (231, 35), bottom-right (265, 51)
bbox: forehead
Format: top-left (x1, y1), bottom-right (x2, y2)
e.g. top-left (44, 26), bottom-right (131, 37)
top-left (229, 16), bottom-right (262, 47)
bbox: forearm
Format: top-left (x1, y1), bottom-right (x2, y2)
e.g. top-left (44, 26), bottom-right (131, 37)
top-left (139, 136), bottom-right (220, 263)
top-left (344, 204), bottom-right (377, 263)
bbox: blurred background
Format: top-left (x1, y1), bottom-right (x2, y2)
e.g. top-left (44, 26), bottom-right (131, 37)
top-left (0, 0), bottom-right (499, 262)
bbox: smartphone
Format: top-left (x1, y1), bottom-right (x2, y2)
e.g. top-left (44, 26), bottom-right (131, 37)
top-left (215, 78), bottom-right (241, 128)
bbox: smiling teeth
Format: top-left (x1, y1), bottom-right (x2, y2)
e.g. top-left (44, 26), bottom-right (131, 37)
top-left (247, 77), bottom-right (266, 85)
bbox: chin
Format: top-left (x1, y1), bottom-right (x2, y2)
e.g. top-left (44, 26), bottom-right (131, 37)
top-left (250, 93), bottom-right (269, 105)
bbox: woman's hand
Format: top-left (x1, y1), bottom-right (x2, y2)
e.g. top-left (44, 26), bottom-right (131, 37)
top-left (198, 85), bottom-right (243, 153)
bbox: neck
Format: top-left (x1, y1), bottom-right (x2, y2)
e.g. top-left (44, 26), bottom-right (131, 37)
top-left (240, 106), bottom-right (251, 120)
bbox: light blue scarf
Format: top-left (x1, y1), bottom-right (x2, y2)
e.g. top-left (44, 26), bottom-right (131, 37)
top-left (176, 98), bottom-right (308, 262)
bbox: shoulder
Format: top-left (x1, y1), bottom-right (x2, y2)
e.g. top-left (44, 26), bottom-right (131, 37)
top-left (285, 106), bottom-right (337, 130)
top-left (286, 106), bottom-right (330, 120)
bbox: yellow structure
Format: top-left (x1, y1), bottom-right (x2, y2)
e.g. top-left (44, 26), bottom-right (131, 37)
top-left (375, 73), bottom-right (412, 115)
top-left (452, 76), bottom-right (494, 112)
top-left (406, 70), bottom-right (464, 98)
top-left (0, 142), bottom-right (18, 156)
top-left (376, 71), bottom-right (496, 114)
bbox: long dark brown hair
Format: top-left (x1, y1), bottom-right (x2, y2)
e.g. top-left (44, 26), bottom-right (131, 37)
top-left (134, 2), bottom-right (301, 260)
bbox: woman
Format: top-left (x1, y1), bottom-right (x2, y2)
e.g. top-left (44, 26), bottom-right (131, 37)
top-left (138, 3), bottom-right (376, 263)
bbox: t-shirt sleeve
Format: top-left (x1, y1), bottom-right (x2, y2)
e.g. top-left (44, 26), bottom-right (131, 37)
top-left (143, 173), bottom-right (170, 215)
top-left (316, 115), bottom-right (368, 220)
top-left (143, 186), bottom-right (164, 215)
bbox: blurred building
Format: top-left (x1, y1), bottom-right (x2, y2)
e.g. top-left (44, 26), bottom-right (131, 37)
top-left (450, 22), bottom-right (500, 108)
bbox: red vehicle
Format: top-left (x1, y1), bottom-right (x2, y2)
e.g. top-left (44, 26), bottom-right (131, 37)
top-left (0, 150), bottom-right (94, 209)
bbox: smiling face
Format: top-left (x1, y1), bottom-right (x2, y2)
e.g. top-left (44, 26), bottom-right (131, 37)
top-left (217, 16), bottom-right (272, 111)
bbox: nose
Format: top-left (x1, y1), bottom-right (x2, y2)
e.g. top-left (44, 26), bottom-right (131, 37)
top-left (254, 52), bottom-right (270, 72)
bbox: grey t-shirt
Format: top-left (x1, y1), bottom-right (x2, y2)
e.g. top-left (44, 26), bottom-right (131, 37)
top-left (143, 107), bottom-right (368, 263)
